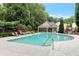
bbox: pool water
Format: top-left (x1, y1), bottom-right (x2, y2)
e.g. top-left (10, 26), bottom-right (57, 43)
top-left (9, 33), bottom-right (73, 46)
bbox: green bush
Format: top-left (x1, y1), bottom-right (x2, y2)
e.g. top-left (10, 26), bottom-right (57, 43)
top-left (0, 21), bottom-right (5, 27)
top-left (0, 21), bottom-right (20, 32)
top-left (58, 19), bottom-right (64, 33)
top-left (5, 21), bottom-right (19, 29)
top-left (27, 25), bottom-right (32, 31)
top-left (20, 24), bottom-right (25, 31)
top-left (0, 32), bottom-right (12, 37)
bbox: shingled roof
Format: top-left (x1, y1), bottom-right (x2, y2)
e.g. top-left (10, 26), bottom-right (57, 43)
top-left (38, 21), bottom-right (57, 28)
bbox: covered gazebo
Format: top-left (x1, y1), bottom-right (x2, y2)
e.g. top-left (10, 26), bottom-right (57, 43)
top-left (38, 21), bottom-right (57, 32)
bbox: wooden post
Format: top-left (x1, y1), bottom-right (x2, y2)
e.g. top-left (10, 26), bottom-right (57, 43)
top-left (38, 27), bottom-right (39, 32)
top-left (47, 28), bottom-right (48, 32)
top-left (52, 28), bottom-right (53, 32)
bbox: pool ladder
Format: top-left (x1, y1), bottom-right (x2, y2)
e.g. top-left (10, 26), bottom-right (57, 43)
top-left (42, 37), bottom-right (54, 49)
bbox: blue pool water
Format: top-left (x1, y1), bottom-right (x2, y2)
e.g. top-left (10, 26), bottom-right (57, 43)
top-left (9, 33), bottom-right (73, 46)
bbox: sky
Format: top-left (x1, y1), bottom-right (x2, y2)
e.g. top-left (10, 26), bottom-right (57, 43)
top-left (44, 3), bottom-right (75, 19)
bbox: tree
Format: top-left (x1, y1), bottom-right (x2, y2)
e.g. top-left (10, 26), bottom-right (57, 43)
top-left (1, 3), bottom-right (48, 31)
top-left (58, 18), bottom-right (64, 33)
top-left (75, 3), bottom-right (79, 32)
top-left (64, 16), bottom-right (75, 24)
top-left (4, 4), bottom-right (27, 22)
top-left (0, 5), bottom-right (7, 21)
top-left (25, 3), bottom-right (48, 30)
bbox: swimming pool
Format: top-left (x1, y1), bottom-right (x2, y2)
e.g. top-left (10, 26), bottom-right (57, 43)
top-left (8, 33), bottom-right (74, 46)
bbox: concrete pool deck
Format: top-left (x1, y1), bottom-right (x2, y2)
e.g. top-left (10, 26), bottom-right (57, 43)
top-left (0, 33), bottom-right (79, 56)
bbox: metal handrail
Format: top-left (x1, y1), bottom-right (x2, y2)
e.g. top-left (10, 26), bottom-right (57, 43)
top-left (51, 38), bottom-right (54, 50)
top-left (42, 36), bottom-right (51, 46)
top-left (42, 33), bottom-right (54, 50)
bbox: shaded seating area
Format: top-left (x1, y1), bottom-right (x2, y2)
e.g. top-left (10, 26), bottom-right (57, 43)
top-left (38, 21), bottom-right (57, 32)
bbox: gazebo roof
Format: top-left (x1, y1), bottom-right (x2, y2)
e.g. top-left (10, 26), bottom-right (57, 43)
top-left (48, 22), bottom-right (57, 27)
top-left (38, 21), bottom-right (57, 28)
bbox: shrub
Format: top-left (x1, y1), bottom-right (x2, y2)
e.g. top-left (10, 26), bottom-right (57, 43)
top-left (0, 21), bottom-right (20, 32)
top-left (0, 32), bottom-right (12, 37)
top-left (19, 24), bottom-right (25, 31)
top-left (27, 25), bottom-right (32, 31)
top-left (58, 19), bottom-right (64, 33)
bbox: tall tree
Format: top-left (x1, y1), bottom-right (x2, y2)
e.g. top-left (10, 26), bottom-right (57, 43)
top-left (2, 3), bottom-right (48, 31)
top-left (58, 18), bottom-right (64, 33)
top-left (75, 3), bottom-right (79, 32)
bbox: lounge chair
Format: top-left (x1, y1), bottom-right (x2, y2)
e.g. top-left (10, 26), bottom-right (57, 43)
top-left (15, 32), bottom-right (18, 36)
top-left (11, 32), bottom-right (15, 36)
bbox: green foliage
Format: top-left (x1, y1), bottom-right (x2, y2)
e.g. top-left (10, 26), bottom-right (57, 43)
top-left (0, 21), bottom-right (5, 27)
top-left (58, 18), bottom-right (64, 33)
top-left (19, 24), bottom-right (25, 31)
top-left (48, 17), bottom-right (54, 22)
top-left (0, 3), bottom-right (48, 32)
top-left (0, 21), bottom-right (20, 32)
top-left (64, 16), bottom-right (75, 24)
top-left (5, 21), bottom-right (20, 29)
top-left (0, 5), bottom-right (6, 21)
top-left (4, 4), bottom-right (27, 22)
top-left (27, 25), bottom-right (32, 31)
top-left (2, 3), bottom-right (48, 31)
top-left (75, 3), bottom-right (79, 32)
top-left (0, 32), bottom-right (11, 37)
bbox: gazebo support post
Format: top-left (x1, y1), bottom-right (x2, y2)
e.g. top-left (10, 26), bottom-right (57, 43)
top-left (52, 29), bottom-right (53, 33)
top-left (52, 28), bottom-right (53, 33)
top-left (46, 28), bottom-right (48, 33)
top-left (38, 27), bottom-right (39, 32)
